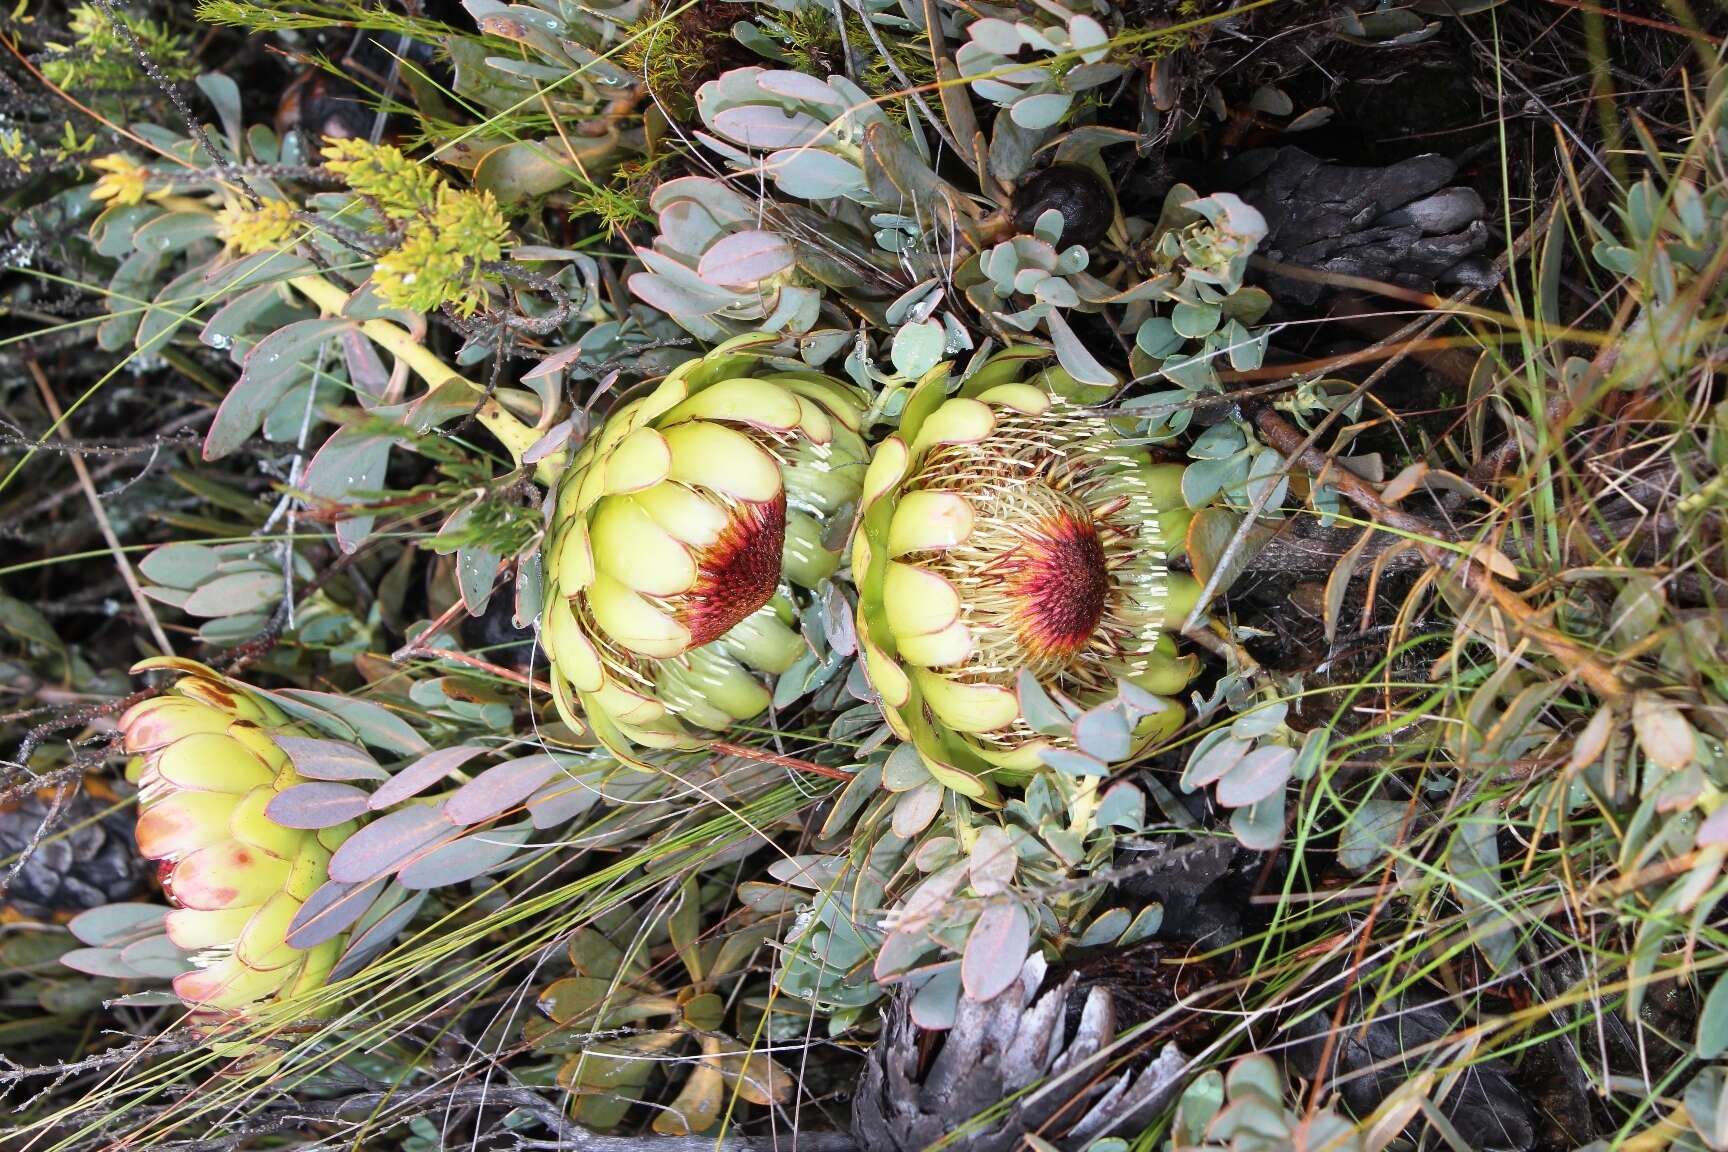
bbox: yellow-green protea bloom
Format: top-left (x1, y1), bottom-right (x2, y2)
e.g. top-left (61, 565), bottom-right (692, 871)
top-left (120, 660), bottom-right (353, 1011)
top-left (542, 334), bottom-right (867, 758)
top-left (853, 349), bottom-right (1201, 802)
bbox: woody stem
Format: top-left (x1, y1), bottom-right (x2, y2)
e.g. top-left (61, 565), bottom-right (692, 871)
top-left (287, 275), bottom-right (556, 485)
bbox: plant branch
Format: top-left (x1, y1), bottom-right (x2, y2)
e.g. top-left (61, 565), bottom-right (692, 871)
top-left (286, 275), bottom-right (554, 482)
top-left (27, 360), bottom-right (174, 656)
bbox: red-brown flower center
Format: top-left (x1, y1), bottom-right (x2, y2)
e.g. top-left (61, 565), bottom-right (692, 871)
top-left (680, 493), bottom-right (787, 647)
top-left (1004, 510), bottom-right (1110, 663)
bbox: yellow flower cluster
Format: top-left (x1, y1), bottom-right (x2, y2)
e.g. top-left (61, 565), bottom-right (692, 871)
top-left (214, 198), bottom-right (301, 257)
top-left (89, 153), bottom-right (160, 207)
top-left (320, 137), bottom-right (444, 218)
top-left (320, 138), bottom-right (510, 316)
top-left (372, 187), bottom-right (510, 316)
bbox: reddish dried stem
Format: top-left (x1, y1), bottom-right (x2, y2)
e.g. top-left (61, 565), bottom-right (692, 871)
top-left (710, 741), bottom-right (855, 782)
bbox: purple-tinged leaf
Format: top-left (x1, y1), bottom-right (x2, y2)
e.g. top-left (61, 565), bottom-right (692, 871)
top-left (697, 230), bottom-right (794, 289)
top-left (521, 343), bottom-right (588, 382)
top-left (913, 836), bottom-right (959, 872)
top-left (1182, 736), bottom-right (1252, 792)
top-left (1215, 746), bottom-right (1296, 808)
top-left (821, 583), bottom-right (856, 658)
top-left (766, 147), bottom-right (864, 200)
top-left (968, 18), bottom-right (1021, 55)
top-left (141, 586), bottom-right (193, 609)
top-left (873, 929), bottom-right (935, 982)
top-left (1039, 747), bottom-right (1110, 776)
top-left (329, 890), bottom-right (428, 981)
top-left (441, 755), bottom-right (565, 825)
top-left (961, 898), bottom-right (1031, 1002)
top-left (767, 854), bottom-right (845, 890)
top-left (1699, 806), bottom-right (1728, 847)
top-left (1230, 787), bottom-right (1287, 852)
top-left (1046, 308), bottom-right (1116, 387)
top-left (1074, 700), bottom-right (1132, 762)
top-left (456, 543), bottom-right (501, 617)
top-left (371, 745), bottom-right (491, 810)
top-left (276, 690), bottom-right (431, 755)
top-left (277, 735), bottom-right (388, 783)
top-left (286, 877), bottom-right (384, 949)
top-left (896, 862), bottom-right (969, 929)
top-left (523, 418), bottom-right (573, 464)
top-left (891, 781), bottom-right (943, 838)
top-left (968, 826), bottom-right (1018, 896)
top-left (202, 250), bottom-right (317, 292)
top-left (267, 782), bottom-right (373, 829)
top-left (67, 903), bottom-right (167, 947)
top-left (1017, 669), bottom-right (1072, 736)
top-left (1095, 781), bottom-right (1145, 831)
top-left (326, 807), bottom-right (453, 884)
top-left (737, 882), bottom-right (802, 915)
top-left (514, 552), bottom-right (543, 631)
top-left (525, 774), bottom-right (603, 828)
top-left (138, 543), bottom-right (219, 590)
top-left (627, 272), bottom-right (737, 318)
top-left (340, 328), bottom-right (391, 408)
top-left (259, 692), bottom-right (358, 743)
top-left (398, 822), bottom-right (533, 889)
top-left (1633, 691), bottom-right (1696, 773)
top-left (754, 70), bottom-right (841, 106)
top-left (199, 281), bottom-right (296, 357)
top-left (882, 741), bottom-right (931, 793)
top-left (711, 105), bottom-right (828, 150)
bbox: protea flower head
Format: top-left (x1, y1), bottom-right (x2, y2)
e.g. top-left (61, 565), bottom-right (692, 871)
top-left (542, 333), bottom-right (867, 758)
top-left (120, 658), bottom-right (355, 1011)
top-left (853, 349), bottom-right (1200, 801)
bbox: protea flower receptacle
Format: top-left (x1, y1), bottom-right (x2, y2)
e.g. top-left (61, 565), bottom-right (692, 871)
top-left (853, 349), bottom-right (1200, 800)
top-left (121, 659), bottom-right (355, 1011)
top-left (541, 333), bottom-right (867, 757)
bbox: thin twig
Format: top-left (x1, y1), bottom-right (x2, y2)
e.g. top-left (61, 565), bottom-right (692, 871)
top-left (1541, 0), bottom-right (1724, 46)
top-left (0, 1033), bottom-right (203, 1087)
top-left (1251, 404), bottom-right (1627, 702)
top-left (395, 643), bottom-right (543, 689)
top-left (87, 0), bottom-right (263, 206)
top-left (709, 742), bottom-right (854, 783)
top-left (27, 360), bottom-right (174, 656)
top-left (0, 779), bottom-right (71, 904)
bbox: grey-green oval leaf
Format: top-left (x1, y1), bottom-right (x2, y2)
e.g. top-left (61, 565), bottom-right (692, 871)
top-left (204, 318), bottom-right (351, 460)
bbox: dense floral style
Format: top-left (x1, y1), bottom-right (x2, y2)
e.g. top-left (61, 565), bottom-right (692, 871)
top-left (541, 333), bottom-right (868, 759)
top-left (853, 349), bottom-right (1200, 801)
top-left (120, 660), bottom-right (355, 1011)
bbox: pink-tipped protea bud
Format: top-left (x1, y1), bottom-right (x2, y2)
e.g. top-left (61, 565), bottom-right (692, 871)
top-left (121, 660), bottom-right (355, 1011)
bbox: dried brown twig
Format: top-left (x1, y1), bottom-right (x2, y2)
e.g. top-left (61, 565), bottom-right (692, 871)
top-left (1249, 403), bottom-right (1627, 702)
top-left (27, 360), bottom-right (174, 656)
